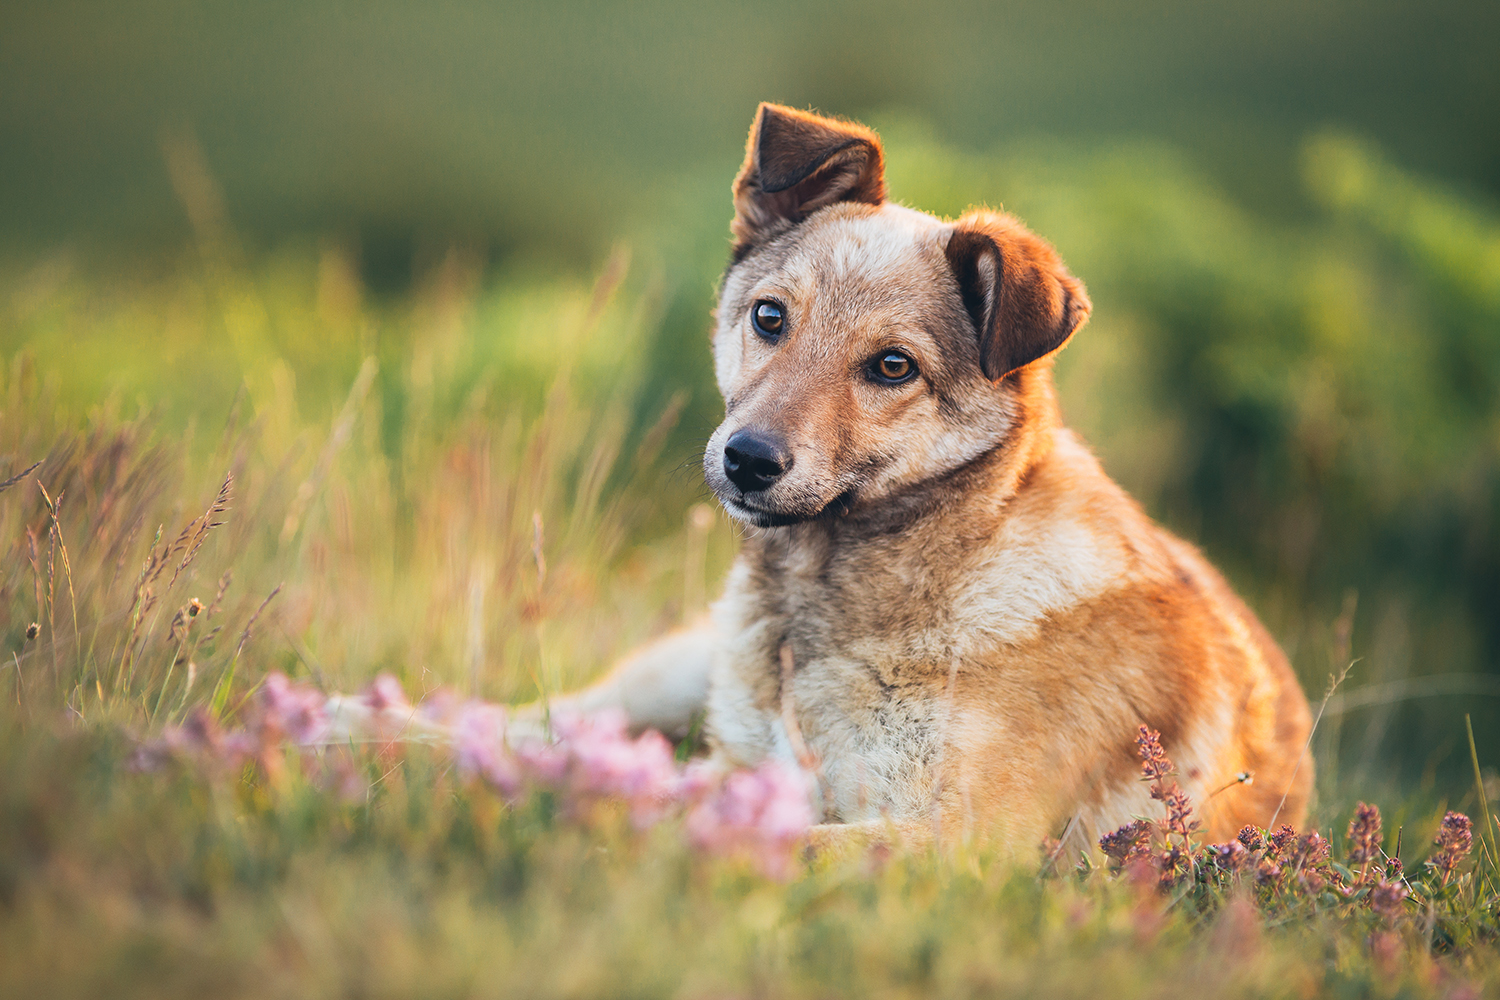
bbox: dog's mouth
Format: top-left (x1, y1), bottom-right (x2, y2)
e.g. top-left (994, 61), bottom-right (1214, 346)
top-left (716, 488), bottom-right (859, 528)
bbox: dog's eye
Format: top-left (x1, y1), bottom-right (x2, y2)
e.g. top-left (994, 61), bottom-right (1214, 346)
top-left (751, 300), bottom-right (784, 340)
top-left (872, 351), bottom-right (917, 384)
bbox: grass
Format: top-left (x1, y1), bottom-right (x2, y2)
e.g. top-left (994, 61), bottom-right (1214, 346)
top-left (3, 129), bottom-right (1500, 997)
top-left (2, 706), bottom-right (1498, 999)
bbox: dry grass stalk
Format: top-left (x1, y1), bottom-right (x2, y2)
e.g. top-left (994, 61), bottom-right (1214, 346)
top-left (0, 460), bottom-right (42, 494)
top-left (210, 582), bottom-right (283, 718)
top-left (1466, 714), bottom-right (1498, 894)
top-left (165, 473), bottom-right (232, 591)
top-left (41, 488), bottom-right (59, 677)
top-left (208, 571), bottom-right (232, 618)
top-left (115, 524), bottom-right (164, 693)
top-left (37, 483), bottom-right (80, 691)
top-left (279, 357), bottom-right (377, 546)
top-left (234, 583), bottom-right (283, 662)
top-left (1268, 658), bottom-right (1356, 828)
top-left (25, 527), bottom-right (42, 635)
top-left (8, 650), bottom-right (22, 703)
top-left (466, 556), bottom-right (490, 696)
top-left (531, 511), bottom-right (547, 587)
top-left (631, 391), bottom-right (688, 471)
top-left (155, 597), bottom-right (207, 721)
top-left (115, 474), bottom-right (233, 695)
top-left (1269, 596), bottom-right (1360, 829)
top-left (165, 578), bottom-right (230, 723)
top-left (109, 515), bottom-right (143, 597)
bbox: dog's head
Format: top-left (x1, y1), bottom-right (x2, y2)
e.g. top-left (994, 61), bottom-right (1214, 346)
top-left (705, 103), bottom-right (1091, 528)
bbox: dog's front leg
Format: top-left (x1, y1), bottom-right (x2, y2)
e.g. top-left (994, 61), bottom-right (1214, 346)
top-left (508, 620), bottom-right (718, 741)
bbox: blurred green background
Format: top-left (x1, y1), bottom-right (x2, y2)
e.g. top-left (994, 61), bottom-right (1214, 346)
top-left (3, 0), bottom-right (1499, 793)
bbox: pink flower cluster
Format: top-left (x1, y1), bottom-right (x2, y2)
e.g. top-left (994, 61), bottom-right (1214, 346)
top-left (445, 701), bottom-right (815, 873)
top-left (261, 671), bottom-right (332, 743)
top-left (139, 672), bottom-right (816, 878)
top-left (684, 759), bottom-right (815, 880)
top-left (444, 704), bottom-right (680, 825)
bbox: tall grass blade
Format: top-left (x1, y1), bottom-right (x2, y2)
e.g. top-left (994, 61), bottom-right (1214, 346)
top-left (1466, 713), bottom-right (1497, 893)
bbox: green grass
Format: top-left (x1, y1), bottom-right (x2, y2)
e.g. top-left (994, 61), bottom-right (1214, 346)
top-left (3, 128), bottom-right (1500, 997)
top-left (2, 719), bottom-right (1498, 999)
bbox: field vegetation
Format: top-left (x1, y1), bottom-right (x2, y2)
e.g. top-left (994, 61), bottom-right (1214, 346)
top-left (3, 124), bottom-right (1500, 996)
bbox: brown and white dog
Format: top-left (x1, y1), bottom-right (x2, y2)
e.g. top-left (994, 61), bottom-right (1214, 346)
top-left (539, 103), bottom-right (1313, 856)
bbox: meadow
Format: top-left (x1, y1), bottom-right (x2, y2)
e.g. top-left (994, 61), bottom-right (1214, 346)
top-left (3, 125), bottom-right (1500, 997)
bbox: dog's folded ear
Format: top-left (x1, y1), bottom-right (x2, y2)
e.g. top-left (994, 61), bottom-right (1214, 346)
top-left (731, 103), bottom-right (886, 255)
top-left (944, 213), bottom-right (1092, 382)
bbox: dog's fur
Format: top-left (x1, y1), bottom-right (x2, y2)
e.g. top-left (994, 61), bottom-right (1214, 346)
top-left (542, 104), bottom-right (1313, 856)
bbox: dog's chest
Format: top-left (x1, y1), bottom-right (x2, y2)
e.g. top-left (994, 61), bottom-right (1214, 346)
top-left (710, 645), bottom-right (949, 822)
top-left (707, 541), bottom-right (957, 821)
top-left (705, 507), bottom-right (1129, 821)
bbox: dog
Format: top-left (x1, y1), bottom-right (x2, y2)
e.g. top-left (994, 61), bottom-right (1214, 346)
top-left (539, 103), bottom-right (1313, 856)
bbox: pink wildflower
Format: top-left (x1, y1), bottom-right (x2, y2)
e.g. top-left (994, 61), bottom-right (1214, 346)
top-left (260, 672), bottom-right (330, 744)
top-left (416, 688), bottom-right (460, 724)
top-left (1254, 858), bottom-right (1282, 886)
top-left (514, 736), bottom-right (570, 785)
top-left (1287, 831), bottom-right (1333, 893)
top-left (1267, 824), bottom-right (1297, 857)
top-left (1099, 819), bottom-right (1152, 867)
top-left (320, 753), bottom-right (369, 803)
top-left (1369, 878), bottom-right (1409, 921)
top-left (451, 701), bottom-right (521, 795)
top-left (1158, 784), bottom-right (1198, 842)
top-left (1347, 802), bottom-right (1383, 884)
top-left (1346, 803), bottom-right (1382, 863)
top-left (1370, 929), bottom-right (1402, 976)
top-left (686, 759), bottom-right (814, 878)
top-left (364, 674), bottom-right (410, 713)
top-left (1211, 839), bottom-right (1248, 871)
top-left (131, 707), bottom-right (256, 771)
top-left (1430, 811), bottom-right (1474, 885)
top-left (1136, 725), bottom-right (1173, 783)
top-left (553, 710), bottom-right (680, 826)
top-left (170, 708), bottom-right (230, 757)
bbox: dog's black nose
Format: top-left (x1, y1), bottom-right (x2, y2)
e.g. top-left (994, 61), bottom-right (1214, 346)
top-left (723, 430), bottom-right (790, 493)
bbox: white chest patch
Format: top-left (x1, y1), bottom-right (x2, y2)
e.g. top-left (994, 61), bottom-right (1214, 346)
top-left (956, 513), bottom-right (1126, 647)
